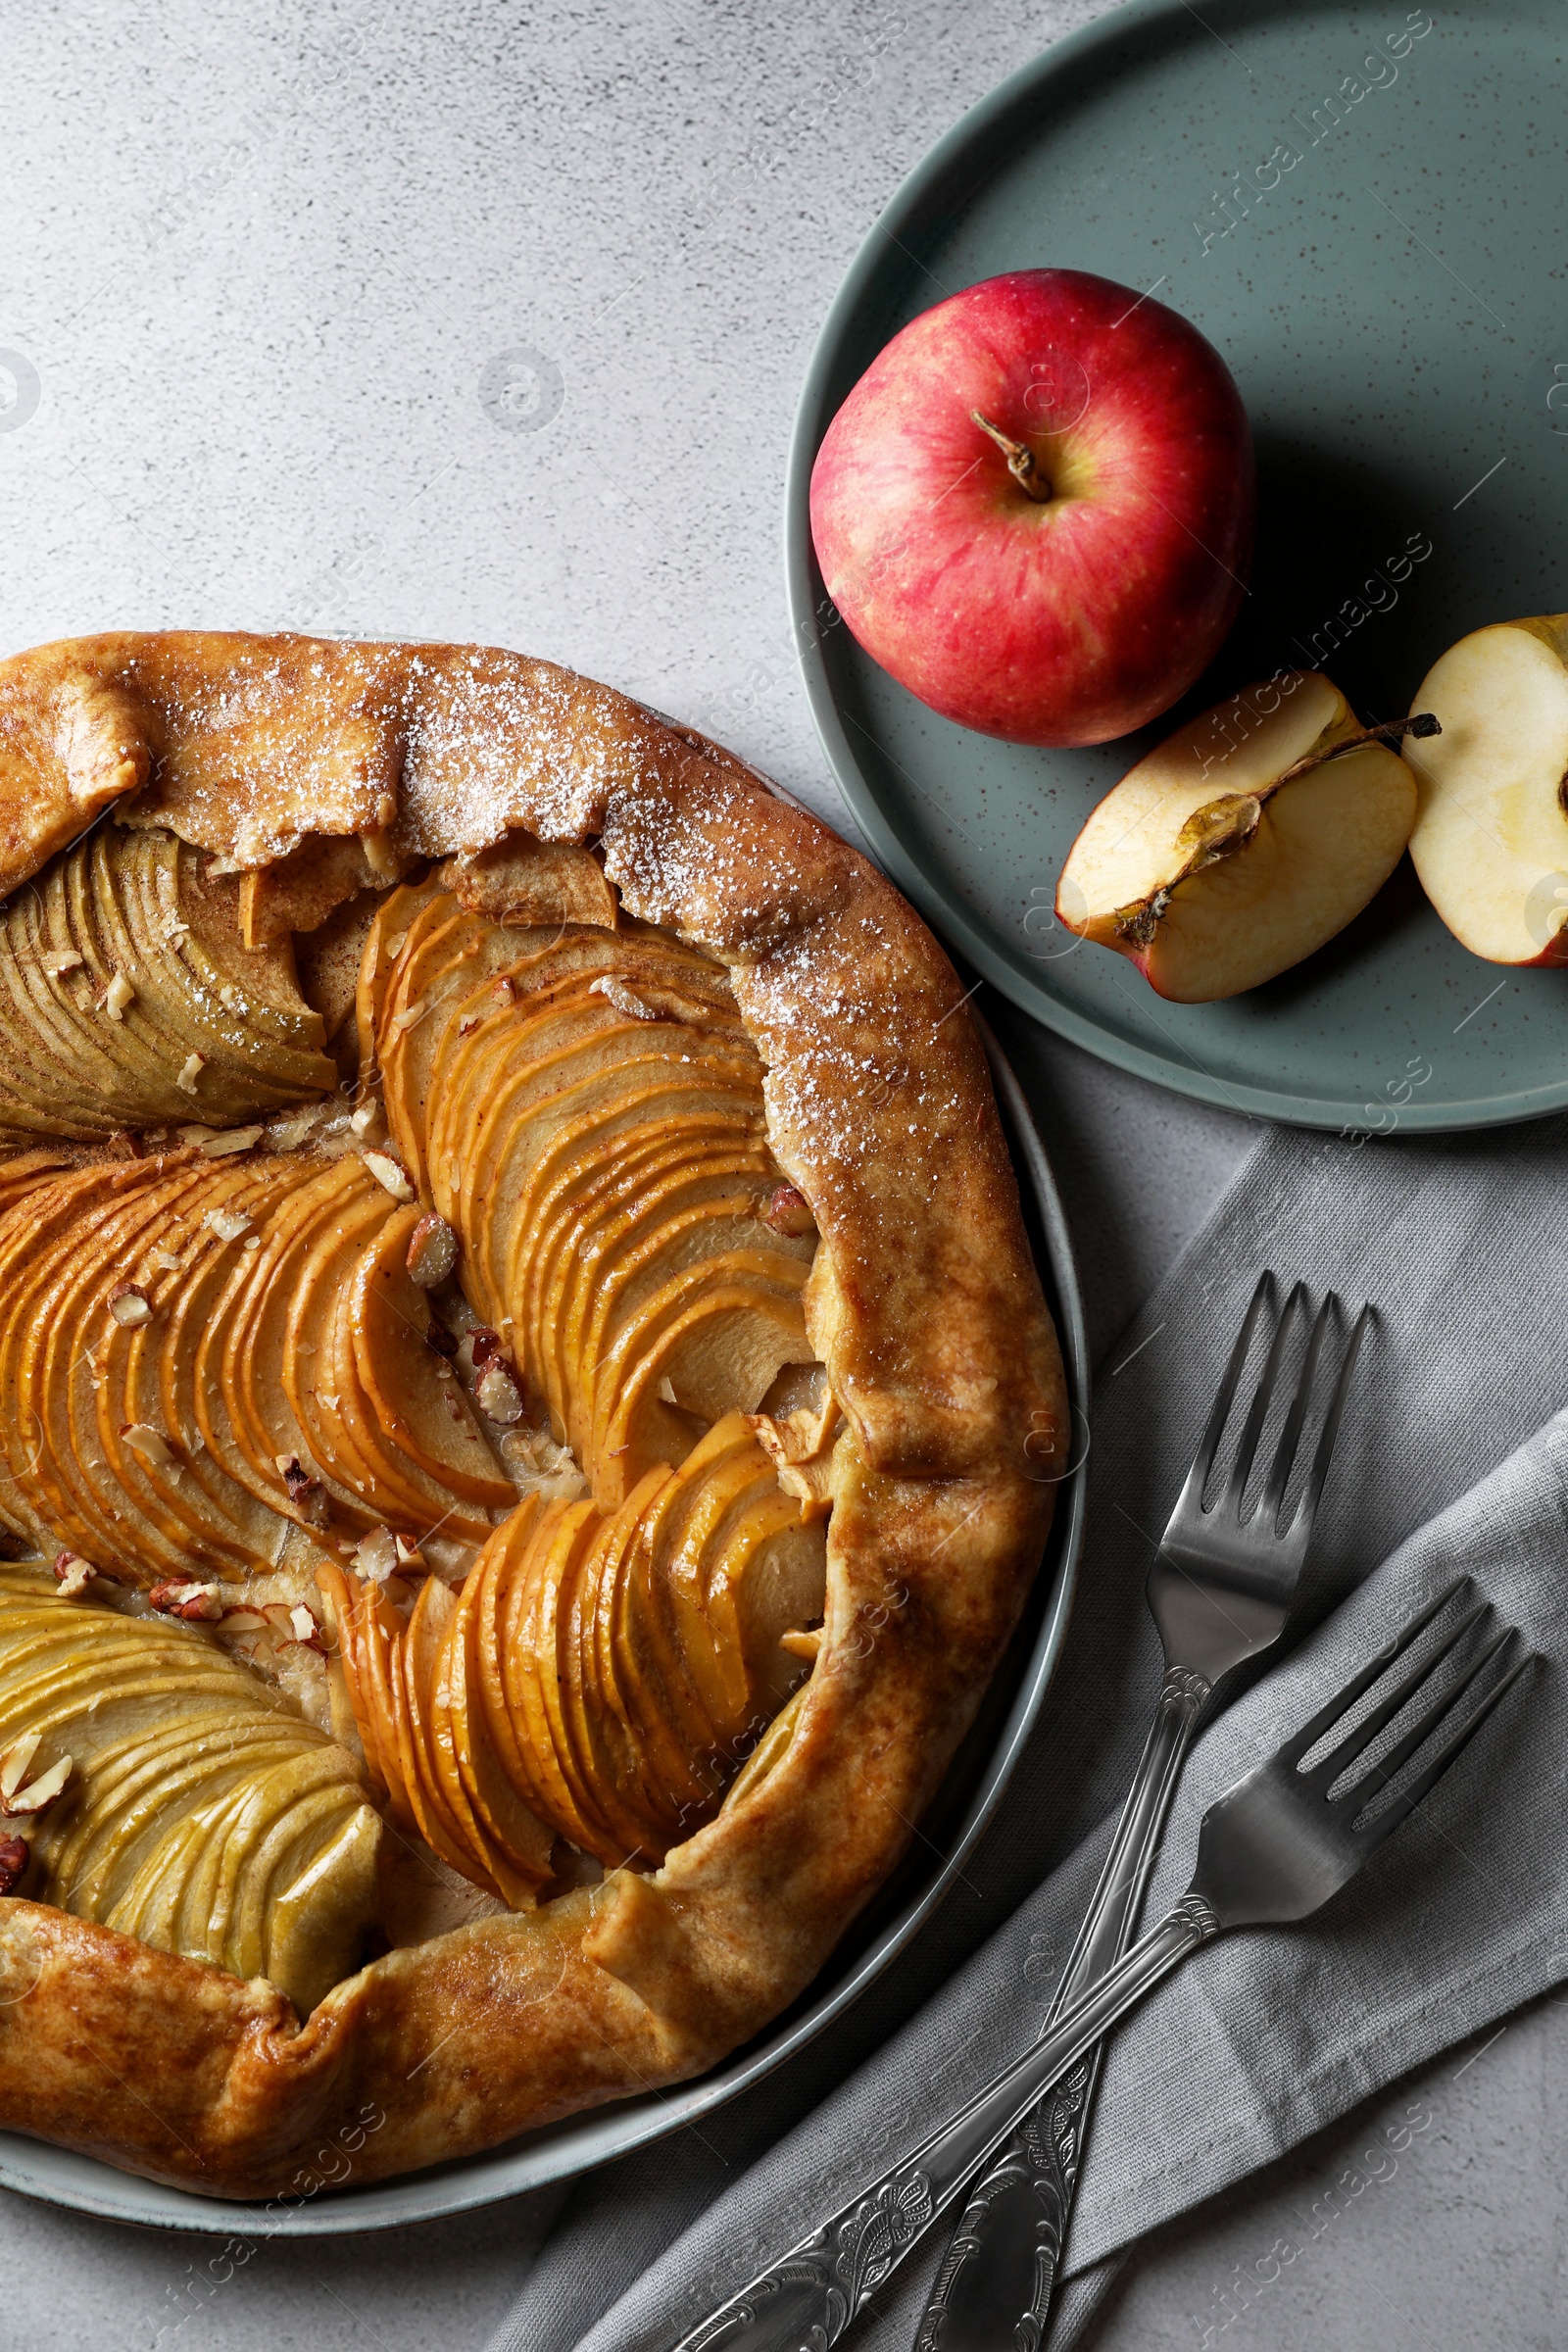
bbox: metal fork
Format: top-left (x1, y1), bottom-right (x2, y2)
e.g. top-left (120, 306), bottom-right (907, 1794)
top-left (673, 1579), bottom-right (1528, 2352)
top-left (916, 1272), bottom-right (1369, 2349)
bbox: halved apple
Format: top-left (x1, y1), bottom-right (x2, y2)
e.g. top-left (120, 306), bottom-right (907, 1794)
top-left (1404, 616), bottom-right (1568, 964)
top-left (1055, 672), bottom-right (1426, 1002)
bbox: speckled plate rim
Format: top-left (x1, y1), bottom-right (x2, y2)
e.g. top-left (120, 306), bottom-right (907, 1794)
top-left (783, 0), bottom-right (1568, 1137)
top-left (0, 1022), bottom-right (1088, 2238)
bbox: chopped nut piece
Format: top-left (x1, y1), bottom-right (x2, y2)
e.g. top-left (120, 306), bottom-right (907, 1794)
top-left (198, 1124), bottom-right (264, 1158)
top-left (476, 1362), bottom-right (524, 1424)
top-left (102, 971), bottom-right (135, 1021)
top-left (354, 1526), bottom-right (399, 1584)
top-left (466, 1328), bottom-right (503, 1372)
top-left (53, 1553), bottom-right (94, 1596)
top-left (121, 1422), bottom-right (175, 1466)
top-left (45, 948), bottom-right (84, 977)
top-left (0, 1732), bottom-right (38, 1805)
top-left (0, 1834), bottom-right (28, 1897)
top-left (288, 1602), bottom-right (318, 1643)
top-left (203, 1206), bottom-right (253, 1243)
top-left (217, 1605), bottom-right (269, 1633)
top-left (349, 1101), bottom-right (381, 1137)
top-left (219, 982), bottom-right (242, 1011)
top-left (390, 999), bottom-right (427, 1036)
top-left (150, 1247), bottom-right (182, 1271)
top-left (763, 1183), bottom-right (816, 1239)
top-left (491, 975), bottom-right (515, 1006)
top-left (363, 1150), bottom-right (415, 1202)
top-left (274, 1453), bottom-right (330, 1527)
top-left (148, 1578), bottom-right (223, 1622)
top-left (458, 1011), bottom-right (480, 1036)
top-left (1, 1733), bottom-right (73, 1817)
top-left (176, 1053), bottom-right (206, 1094)
top-left (176, 1123), bottom-right (220, 1145)
top-left (268, 1101), bottom-right (329, 1152)
top-left (590, 973), bottom-right (658, 1021)
top-left (107, 1282), bottom-right (153, 1327)
top-left (406, 1211), bottom-right (458, 1289)
top-left (385, 930), bottom-right (408, 959)
top-left (393, 1534), bottom-right (424, 1571)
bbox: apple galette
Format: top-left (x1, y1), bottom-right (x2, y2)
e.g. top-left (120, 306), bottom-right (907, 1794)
top-left (0, 633), bottom-right (1064, 2197)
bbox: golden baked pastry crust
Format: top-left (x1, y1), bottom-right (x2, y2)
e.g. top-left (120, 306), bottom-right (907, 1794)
top-left (0, 632), bottom-right (1065, 2197)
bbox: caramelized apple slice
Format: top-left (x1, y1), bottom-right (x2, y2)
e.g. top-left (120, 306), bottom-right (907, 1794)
top-left (0, 1166), bottom-right (113, 1553)
top-left (144, 1160), bottom-right (321, 1570)
top-left (591, 1266), bottom-right (811, 1506)
top-left (444, 1536), bottom-right (555, 1885)
top-left (562, 1471), bottom-right (674, 1858)
top-left (19, 1162), bottom-right (182, 1572)
top-left (342, 1203), bottom-right (513, 1516)
top-left (471, 1502), bottom-right (549, 1808)
top-left (502, 1497), bottom-right (607, 1854)
top-left (214, 1155), bottom-right (376, 1530)
top-left (511, 1094), bottom-right (763, 1377)
top-left (423, 1579), bottom-right (543, 1905)
top-left (0, 1146), bottom-right (74, 1216)
top-left (519, 1110), bottom-right (770, 1435)
top-left (356, 872), bottom-right (450, 1079)
top-left (395, 1576), bottom-right (507, 1896)
top-left (377, 901), bottom-right (520, 1192)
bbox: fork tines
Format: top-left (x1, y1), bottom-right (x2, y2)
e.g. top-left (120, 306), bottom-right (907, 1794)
top-left (1182, 1272), bottom-right (1370, 1535)
top-left (1283, 1574), bottom-right (1530, 1841)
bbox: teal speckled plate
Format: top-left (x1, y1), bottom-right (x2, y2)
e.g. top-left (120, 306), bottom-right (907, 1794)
top-left (787, 0), bottom-right (1568, 1132)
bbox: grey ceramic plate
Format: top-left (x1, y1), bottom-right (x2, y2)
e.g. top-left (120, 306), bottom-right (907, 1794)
top-left (0, 1024), bottom-right (1086, 2237)
top-left (787, 0), bottom-right (1568, 1133)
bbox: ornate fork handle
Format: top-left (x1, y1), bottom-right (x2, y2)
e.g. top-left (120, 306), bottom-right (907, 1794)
top-left (917, 1664), bottom-right (1211, 2351)
top-left (671, 1894), bottom-right (1220, 2352)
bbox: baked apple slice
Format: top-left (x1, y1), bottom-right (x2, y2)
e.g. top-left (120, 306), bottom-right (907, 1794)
top-left (440, 1545), bottom-right (556, 1886)
top-left (144, 1161), bottom-right (326, 1572)
top-left (345, 1204), bottom-right (514, 1511)
top-left (539, 1130), bottom-right (776, 1459)
top-left (501, 1497), bottom-right (607, 1852)
top-left (0, 881), bottom-right (123, 1138)
top-left (411, 1575), bottom-right (540, 1904)
top-left (212, 1155), bottom-right (377, 1531)
top-left (356, 873), bottom-right (451, 1079)
top-left (121, 831), bottom-right (336, 1094)
top-left (322, 1247), bottom-right (498, 1543)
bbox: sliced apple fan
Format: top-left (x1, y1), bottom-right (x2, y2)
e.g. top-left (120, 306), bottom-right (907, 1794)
top-left (0, 847), bottom-right (832, 1985)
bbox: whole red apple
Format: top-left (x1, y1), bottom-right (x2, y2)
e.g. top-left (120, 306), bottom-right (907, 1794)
top-left (808, 269), bottom-right (1254, 747)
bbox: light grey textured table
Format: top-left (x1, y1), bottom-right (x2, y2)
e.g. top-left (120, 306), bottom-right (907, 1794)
top-left (1, 3), bottom-right (1560, 2346)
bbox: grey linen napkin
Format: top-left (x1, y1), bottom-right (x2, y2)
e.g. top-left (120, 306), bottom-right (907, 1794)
top-left (487, 1110), bottom-right (1568, 2352)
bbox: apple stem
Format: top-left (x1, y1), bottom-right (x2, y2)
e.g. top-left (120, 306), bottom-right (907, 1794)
top-left (970, 411), bottom-right (1053, 503)
top-left (1276, 711), bottom-right (1441, 786)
